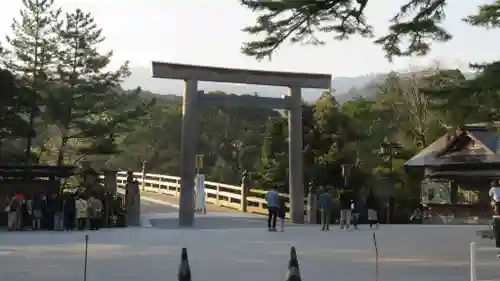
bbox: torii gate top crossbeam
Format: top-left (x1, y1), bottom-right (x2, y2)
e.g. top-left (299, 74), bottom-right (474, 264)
top-left (152, 62), bottom-right (331, 89)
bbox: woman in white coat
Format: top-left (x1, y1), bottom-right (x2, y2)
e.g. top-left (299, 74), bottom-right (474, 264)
top-left (75, 195), bottom-right (89, 230)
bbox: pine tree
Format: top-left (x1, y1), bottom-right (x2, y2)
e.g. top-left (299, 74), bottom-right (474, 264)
top-left (3, 0), bottom-right (61, 163)
top-left (0, 68), bottom-right (33, 160)
top-left (256, 117), bottom-right (288, 189)
top-left (240, 0), bottom-right (500, 61)
top-left (48, 9), bottom-right (151, 165)
top-left (465, 1), bottom-right (500, 28)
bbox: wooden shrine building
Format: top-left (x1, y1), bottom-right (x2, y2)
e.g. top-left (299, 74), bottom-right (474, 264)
top-left (405, 124), bottom-right (500, 223)
top-left (0, 164), bottom-right (77, 226)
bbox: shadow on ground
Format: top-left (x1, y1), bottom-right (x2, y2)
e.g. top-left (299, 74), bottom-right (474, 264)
top-left (149, 216), bottom-right (306, 230)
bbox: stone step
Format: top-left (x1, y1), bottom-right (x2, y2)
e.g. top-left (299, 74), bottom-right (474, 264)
top-left (476, 229), bottom-right (494, 239)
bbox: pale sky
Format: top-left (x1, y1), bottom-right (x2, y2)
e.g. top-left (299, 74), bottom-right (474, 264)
top-left (1, 0), bottom-right (499, 78)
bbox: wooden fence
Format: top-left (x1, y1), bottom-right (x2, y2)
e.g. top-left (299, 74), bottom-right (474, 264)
top-left (116, 171), bottom-right (308, 218)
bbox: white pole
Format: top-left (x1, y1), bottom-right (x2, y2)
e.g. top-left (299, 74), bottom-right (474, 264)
top-left (470, 242), bottom-right (477, 281)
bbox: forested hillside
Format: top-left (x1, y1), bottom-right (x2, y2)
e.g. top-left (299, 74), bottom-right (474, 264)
top-left (123, 67), bottom-right (474, 104)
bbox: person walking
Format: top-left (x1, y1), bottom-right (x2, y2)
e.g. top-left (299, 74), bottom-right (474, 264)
top-left (387, 196), bottom-right (396, 224)
top-left (44, 193), bottom-right (54, 230)
top-left (20, 196), bottom-right (30, 230)
top-left (339, 190), bottom-right (352, 229)
top-left (318, 188), bottom-right (332, 231)
top-left (28, 195), bottom-right (42, 230)
top-left (277, 195), bottom-right (286, 232)
top-left (7, 195), bottom-right (21, 231)
top-left (265, 187), bottom-right (279, 231)
top-left (53, 194), bottom-right (65, 231)
top-left (366, 189), bottom-right (379, 229)
top-left (351, 200), bottom-right (360, 230)
top-left (75, 195), bottom-right (89, 230)
top-left (489, 181), bottom-right (500, 258)
top-left (88, 194), bottom-right (103, 230)
top-left (64, 193), bottom-right (76, 230)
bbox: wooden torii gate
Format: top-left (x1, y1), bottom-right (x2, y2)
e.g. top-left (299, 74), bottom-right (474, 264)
top-left (152, 62), bottom-right (331, 227)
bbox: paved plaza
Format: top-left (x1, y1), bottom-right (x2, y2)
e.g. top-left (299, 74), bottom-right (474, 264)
top-left (0, 218), bottom-right (499, 281)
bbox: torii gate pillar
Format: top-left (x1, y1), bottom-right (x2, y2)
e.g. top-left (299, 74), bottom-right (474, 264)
top-left (287, 86), bottom-right (304, 222)
top-left (152, 62), bottom-right (331, 227)
top-left (179, 79), bottom-right (198, 227)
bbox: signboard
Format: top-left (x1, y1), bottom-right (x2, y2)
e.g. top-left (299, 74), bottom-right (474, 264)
top-left (195, 174), bottom-right (206, 213)
top-left (196, 154), bottom-right (204, 169)
top-left (421, 180), bottom-right (451, 204)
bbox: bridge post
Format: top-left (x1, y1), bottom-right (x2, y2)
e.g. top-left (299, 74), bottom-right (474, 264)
top-left (241, 181), bottom-right (249, 212)
top-left (179, 79), bottom-right (198, 227)
top-left (141, 160), bottom-right (147, 191)
top-left (140, 160), bottom-right (147, 191)
top-left (103, 170), bottom-right (117, 195)
top-left (288, 86), bottom-right (305, 223)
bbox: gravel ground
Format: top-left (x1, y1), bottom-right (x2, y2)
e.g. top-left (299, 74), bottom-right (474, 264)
top-left (0, 224), bottom-right (498, 281)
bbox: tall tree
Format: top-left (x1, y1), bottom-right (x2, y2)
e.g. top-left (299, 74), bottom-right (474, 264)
top-left (312, 91), bottom-right (347, 186)
top-left (108, 102), bottom-right (183, 173)
top-left (341, 97), bottom-right (386, 171)
top-left (0, 68), bottom-right (33, 161)
top-left (256, 116), bottom-right (288, 189)
top-left (424, 63), bottom-right (500, 128)
top-left (376, 70), bottom-right (449, 149)
top-left (240, 0), bottom-right (498, 61)
top-left (3, 0), bottom-right (61, 163)
top-left (47, 9), bottom-right (150, 166)
top-left (421, 2), bottom-right (500, 128)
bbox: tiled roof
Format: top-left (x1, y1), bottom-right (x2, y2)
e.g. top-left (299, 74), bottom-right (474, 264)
top-left (467, 129), bottom-right (500, 154)
top-left (404, 135), bottom-right (448, 167)
top-left (405, 126), bottom-right (500, 168)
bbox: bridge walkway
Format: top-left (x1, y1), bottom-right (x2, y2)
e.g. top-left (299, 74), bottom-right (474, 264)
top-left (138, 188), bottom-right (267, 229)
top-left (139, 190), bottom-right (237, 213)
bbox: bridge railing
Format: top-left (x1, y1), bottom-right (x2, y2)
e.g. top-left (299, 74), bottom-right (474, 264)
top-left (116, 171), bottom-right (308, 218)
top-left (469, 242), bottom-right (500, 281)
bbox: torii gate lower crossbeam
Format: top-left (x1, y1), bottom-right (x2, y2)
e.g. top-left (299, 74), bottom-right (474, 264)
top-left (152, 62), bottom-right (331, 227)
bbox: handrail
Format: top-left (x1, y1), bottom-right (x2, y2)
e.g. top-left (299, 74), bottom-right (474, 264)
top-left (112, 171), bottom-right (308, 218)
top-left (469, 242), bottom-right (500, 281)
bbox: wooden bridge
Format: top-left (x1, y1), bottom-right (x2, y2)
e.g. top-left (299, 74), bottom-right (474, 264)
top-left (113, 171), bottom-right (309, 219)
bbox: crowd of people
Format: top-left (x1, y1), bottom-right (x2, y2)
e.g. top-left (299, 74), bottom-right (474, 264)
top-left (264, 187), bottom-right (383, 232)
top-left (4, 192), bottom-right (125, 231)
top-left (264, 181), bottom-right (500, 258)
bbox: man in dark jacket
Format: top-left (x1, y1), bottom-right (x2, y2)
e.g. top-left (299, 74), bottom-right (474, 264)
top-left (42, 193), bottom-right (54, 230)
top-left (339, 190), bottom-right (352, 229)
top-left (318, 188), bottom-right (332, 231)
top-left (366, 189), bottom-right (379, 228)
top-left (277, 195), bottom-right (286, 232)
top-left (64, 193), bottom-right (76, 231)
top-left (53, 194), bottom-right (65, 231)
top-left (30, 195), bottom-right (43, 230)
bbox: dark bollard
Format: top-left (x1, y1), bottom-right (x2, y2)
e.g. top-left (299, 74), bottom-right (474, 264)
top-left (178, 248), bottom-right (191, 281)
top-left (286, 246), bottom-right (302, 281)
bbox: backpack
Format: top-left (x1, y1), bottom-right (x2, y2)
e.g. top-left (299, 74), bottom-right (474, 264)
top-left (9, 198), bottom-right (20, 211)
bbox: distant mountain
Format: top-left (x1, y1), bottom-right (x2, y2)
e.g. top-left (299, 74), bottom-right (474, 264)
top-left (122, 67), bottom-right (474, 104)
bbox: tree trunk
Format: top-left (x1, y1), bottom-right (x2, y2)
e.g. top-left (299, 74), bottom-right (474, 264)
top-left (57, 135), bottom-right (69, 166)
top-left (25, 109), bottom-right (36, 164)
